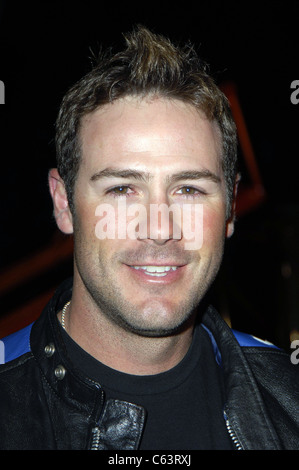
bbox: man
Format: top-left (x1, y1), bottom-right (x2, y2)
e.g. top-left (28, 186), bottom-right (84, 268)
top-left (0, 26), bottom-right (299, 450)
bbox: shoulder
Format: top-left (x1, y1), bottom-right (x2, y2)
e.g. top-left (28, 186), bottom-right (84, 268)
top-left (236, 331), bottom-right (299, 406)
top-left (232, 329), bottom-right (280, 349)
top-left (0, 324), bottom-right (38, 409)
top-left (231, 329), bottom-right (297, 376)
top-left (0, 323), bottom-right (33, 367)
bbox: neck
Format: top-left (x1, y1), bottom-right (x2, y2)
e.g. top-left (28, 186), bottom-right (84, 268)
top-left (59, 294), bottom-right (194, 376)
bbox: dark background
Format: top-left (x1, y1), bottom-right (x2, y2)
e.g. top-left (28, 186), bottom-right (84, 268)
top-left (0, 0), bottom-right (298, 348)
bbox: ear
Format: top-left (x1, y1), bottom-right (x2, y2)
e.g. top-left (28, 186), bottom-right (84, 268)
top-left (48, 168), bottom-right (73, 234)
top-left (226, 173), bottom-right (241, 238)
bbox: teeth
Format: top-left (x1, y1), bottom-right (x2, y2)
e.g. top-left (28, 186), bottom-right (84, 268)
top-left (131, 265), bottom-right (178, 276)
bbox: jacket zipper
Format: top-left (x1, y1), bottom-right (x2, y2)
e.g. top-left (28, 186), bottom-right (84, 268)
top-left (223, 410), bottom-right (243, 450)
top-left (90, 426), bottom-right (101, 450)
top-left (89, 386), bottom-right (105, 450)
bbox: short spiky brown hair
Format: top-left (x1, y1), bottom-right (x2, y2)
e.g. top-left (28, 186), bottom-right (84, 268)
top-left (55, 25), bottom-right (237, 217)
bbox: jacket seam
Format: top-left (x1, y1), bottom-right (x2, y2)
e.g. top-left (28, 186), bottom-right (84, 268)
top-left (242, 347), bottom-right (288, 357)
top-left (257, 379), bottom-right (299, 429)
top-left (0, 352), bottom-right (34, 374)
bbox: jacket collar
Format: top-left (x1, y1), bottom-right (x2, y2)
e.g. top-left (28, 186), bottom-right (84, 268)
top-left (30, 278), bottom-right (104, 422)
top-left (202, 306), bottom-right (281, 450)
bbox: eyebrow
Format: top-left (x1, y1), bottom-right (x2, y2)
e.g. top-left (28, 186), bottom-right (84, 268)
top-left (90, 168), bottom-right (151, 183)
top-left (166, 170), bottom-right (221, 184)
top-left (90, 167), bottom-right (221, 184)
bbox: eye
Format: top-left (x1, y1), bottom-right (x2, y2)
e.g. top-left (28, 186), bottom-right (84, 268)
top-left (106, 185), bottom-right (133, 197)
top-left (176, 186), bottom-right (204, 197)
top-left (178, 187), bottom-right (197, 195)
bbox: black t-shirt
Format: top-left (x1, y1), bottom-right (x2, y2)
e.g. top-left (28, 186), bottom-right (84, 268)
top-left (61, 323), bottom-right (233, 450)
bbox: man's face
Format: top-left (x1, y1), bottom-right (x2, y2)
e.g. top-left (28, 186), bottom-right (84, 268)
top-left (69, 97), bottom-right (232, 336)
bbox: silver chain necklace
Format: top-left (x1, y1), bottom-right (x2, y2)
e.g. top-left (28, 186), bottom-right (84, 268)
top-left (61, 301), bottom-right (71, 331)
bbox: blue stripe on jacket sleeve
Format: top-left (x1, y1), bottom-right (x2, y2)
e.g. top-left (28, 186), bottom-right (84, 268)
top-left (1, 323), bottom-right (33, 363)
top-left (201, 324), bottom-right (279, 369)
top-left (232, 329), bottom-right (279, 349)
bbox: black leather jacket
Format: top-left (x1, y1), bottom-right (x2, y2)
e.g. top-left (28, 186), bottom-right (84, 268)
top-left (0, 279), bottom-right (299, 450)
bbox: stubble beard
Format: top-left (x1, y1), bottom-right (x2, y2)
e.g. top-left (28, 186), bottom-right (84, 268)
top-left (74, 243), bottom-right (222, 339)
top-left (81, 274), bottom-right (200, 338)
top-left (72, 207), bottom-right (224, 338)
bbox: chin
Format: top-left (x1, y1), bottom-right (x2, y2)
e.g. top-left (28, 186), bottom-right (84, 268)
top-left (120, 302), bottom-right (197, 338)
top-left (121, 320), bottom-right (189, 338)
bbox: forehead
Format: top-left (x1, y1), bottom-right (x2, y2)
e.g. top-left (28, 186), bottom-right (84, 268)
top-left (79, 97), bottom-right (223, 174)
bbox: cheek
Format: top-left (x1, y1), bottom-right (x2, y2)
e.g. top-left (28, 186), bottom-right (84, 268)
top-left (75, 208), bottom-right (97, 240)
top-left (180, 204), bottom-right (226, 253)
top-left (202, 206), bottom-right (226, 248)
top-left (72, 202), bottom-right (104, 262)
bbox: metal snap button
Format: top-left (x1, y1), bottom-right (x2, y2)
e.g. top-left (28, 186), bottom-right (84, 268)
top-left (44, 343), bottom-right (55, 357)
top-left (54, 365), bottom-right (66, 380)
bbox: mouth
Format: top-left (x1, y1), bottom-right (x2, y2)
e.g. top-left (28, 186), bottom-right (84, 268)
top-left (130, 265), bottom-right (179, 277)
top-left (124, 262), bottom-right (188, 286)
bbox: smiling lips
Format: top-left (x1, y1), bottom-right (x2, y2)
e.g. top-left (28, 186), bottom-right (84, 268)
top-left (130, 265), bottom-right (179, 277)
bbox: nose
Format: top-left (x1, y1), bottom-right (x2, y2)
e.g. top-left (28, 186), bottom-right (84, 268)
top-left (140, 195), bottom-right (182, 246)
top-left (147, 204), bottom-right (174, 245)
